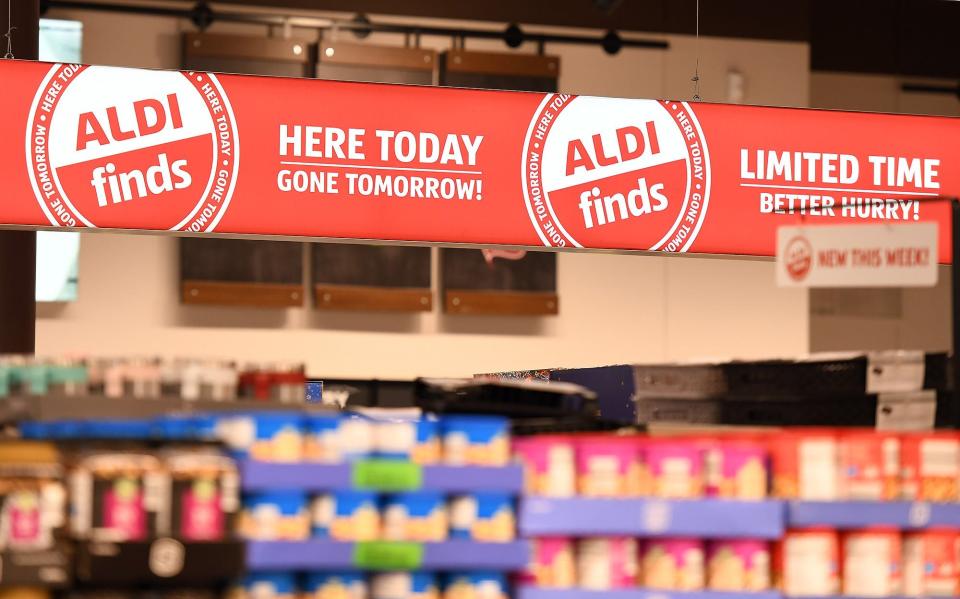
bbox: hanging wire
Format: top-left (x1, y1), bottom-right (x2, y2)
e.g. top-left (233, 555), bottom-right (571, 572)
top-left (691, 0), bottom-right (701, 101)
top-left (3, 0), bottom-right (15, 59)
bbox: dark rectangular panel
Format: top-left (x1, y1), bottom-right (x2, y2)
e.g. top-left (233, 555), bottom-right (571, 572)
top-left (183, 32), bottom-right (312, 77)
top-left (441, 49), bottom-right (559, 93)
top-left (309, 43), bottom-right (437, 312)
top-left (311, 244), bottom-right (432, 312)
top-left (439, 50), bottom-right (558, 315)
top-left (442, 248), bottom-right (555, 292)
top-left (181, 33), bottom-right (308, 308)
top-left (180, 238), bottom-right (304, 307)
top-left (316, 41), bottom-right (436, 84)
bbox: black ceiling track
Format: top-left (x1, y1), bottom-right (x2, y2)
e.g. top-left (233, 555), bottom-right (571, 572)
top-left (44, 0), bottom-right (670, 53)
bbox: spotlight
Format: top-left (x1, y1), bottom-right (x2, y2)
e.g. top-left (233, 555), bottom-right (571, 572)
top-left (190, 1), bottom-right (214, 31)
top-left (504, 23), bottom-right (524, 48)
top-left (351, 14), bottom-right (373, 39)
top-left (601, 30), bottom-right (622, 55)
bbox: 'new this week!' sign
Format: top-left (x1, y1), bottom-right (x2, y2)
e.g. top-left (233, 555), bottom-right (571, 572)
top-left (776, 223), bottom-right (939, 287)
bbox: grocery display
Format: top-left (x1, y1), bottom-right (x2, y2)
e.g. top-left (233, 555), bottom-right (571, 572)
top-left (3, 9), bottom-right (959, 599)
top-left (515, 428), bottom-right (960, 598)
top-left (0, 356), bottom-right (306, 402)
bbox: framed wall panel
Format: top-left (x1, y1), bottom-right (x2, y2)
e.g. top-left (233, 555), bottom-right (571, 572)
top-left (440, 49), bottom-right (559, 92)
top-left (180, 33), bottom-right (311, 307)
top-left (180, 238), bottom-right (304, 307)
top-left (312, 244), bottom-right (432, 312)
top-left (310, 41), bottom-right (438, 312)
top-left (183, 32), bottom-right (313, 77)
top-left (440, 49), bottom-right (560, 315)
top-left (317, 41), bottom-right (436, 85)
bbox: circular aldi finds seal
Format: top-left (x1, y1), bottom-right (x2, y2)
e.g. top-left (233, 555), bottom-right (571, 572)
top-left (522, 95), bottom-right (710, 252)
top-left (785, 235), bottom-right (813, 282)
top-left (26, 64), bottom-right (239, 232)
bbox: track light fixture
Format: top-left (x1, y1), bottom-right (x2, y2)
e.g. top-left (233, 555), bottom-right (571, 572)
top-left (602, 30), bottom-right (622, 55)
top-left (504, 23), bottom-right (524, 48)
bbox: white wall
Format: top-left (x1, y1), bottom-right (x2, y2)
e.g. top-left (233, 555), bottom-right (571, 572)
top-left (37, 7), bottom-right (811, 377)
top-left (808, 72), bottom-right (958, 353)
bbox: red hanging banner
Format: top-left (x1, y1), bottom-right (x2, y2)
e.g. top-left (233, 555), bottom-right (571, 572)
top-left (3, 60), bottom-right (957, 260)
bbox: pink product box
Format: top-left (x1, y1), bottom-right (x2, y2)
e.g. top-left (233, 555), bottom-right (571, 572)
top-left (642, 538), bottom-right (705, 591)
top-left (577, 537), bottom-right (640, 589)
top-left (575, 437), bottom-right (643, 497)
top-left (707, 539), bottom-right (771, 591)
top-left (513, 436), bottom-right (576, 498)
top-left (646, 442), bottom-right (704, 498)
top-left (520, 537), bottom-right (576, 588)
top-left (705, 442), bottom-right (769, 499)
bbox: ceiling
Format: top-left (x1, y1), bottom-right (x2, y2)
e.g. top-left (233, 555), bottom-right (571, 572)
top-left (223, 0), bottom-right (960, 79)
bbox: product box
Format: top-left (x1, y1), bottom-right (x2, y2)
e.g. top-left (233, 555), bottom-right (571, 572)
top-left (770, 429), bottom-right (839, 500)
top-left (901, 432), bottom-right (960, 502)
top-left (641, 538), bottom-right (705, 590)
top-left (707, 539), bottom-right (771, 591)
top-left (842, 529), bottom-right (901, 597)
top-left (776, 529), bottom-right (840, 597)
top-left (576, 537), bottom-right (639, 590)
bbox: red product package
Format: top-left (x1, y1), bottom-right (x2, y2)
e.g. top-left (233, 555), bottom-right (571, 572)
top-left (900, 432), bottom-right (960, 502)
top-left (842, 528), bottom-right (901, 597)
top-left (903, 530), bottom-right (959, 597)
top-left (774, 528), bottom-right (840, 597)
top-left (838, 429), bottom-right (900, 501)
top-left (769, 429), bottom-right (839, 500)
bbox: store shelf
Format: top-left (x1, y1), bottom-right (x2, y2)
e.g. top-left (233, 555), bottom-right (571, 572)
top-left (74, 538), bottom-right (246, 586)
top-left (517, 589), bottom-right (783, 599)
top-left (246, 540), bottom-right (529, 571)
top-left (0, 546), bottom-right (71, 588)
top-left (240, 460), bottom-right (524, 493)
top-left (0, 394), bottom-right (336, 423)
top-left (788, 500), bottom-right (960, 529)
top-left (520, 498), bottom-right (784, 539)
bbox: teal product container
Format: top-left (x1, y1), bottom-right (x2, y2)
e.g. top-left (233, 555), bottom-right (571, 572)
top-left (0, 361), bottom-right (11, 397)
top-left (18, 362), bottom-right (50, 395)
top-left (48, 361), bottom-right (88, 395)
top-left (440, 415), bottom-right (511, 466)
top-left (302, 572), bottom-right (367, 598)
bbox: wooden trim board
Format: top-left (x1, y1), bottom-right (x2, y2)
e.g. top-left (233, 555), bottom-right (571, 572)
top-left (444, 289), bottom-right (558, 315)
top-left (181, 280), bottom-right (304, 307)
top-left (443, 49), bottom-right (559, 78)
top-left (314, 284), bottom-right (433, 312)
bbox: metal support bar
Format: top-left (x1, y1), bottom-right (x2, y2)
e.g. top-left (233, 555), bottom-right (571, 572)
top-left (0, 0), bottom-right (38, 354)
top-left (951, 198), bottom-right (960, 427)
top-left (46, 0), bottom-right (670, 50)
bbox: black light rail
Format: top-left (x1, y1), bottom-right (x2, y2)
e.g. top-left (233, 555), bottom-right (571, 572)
top-left (44, 0), bottom-right (670, 54)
